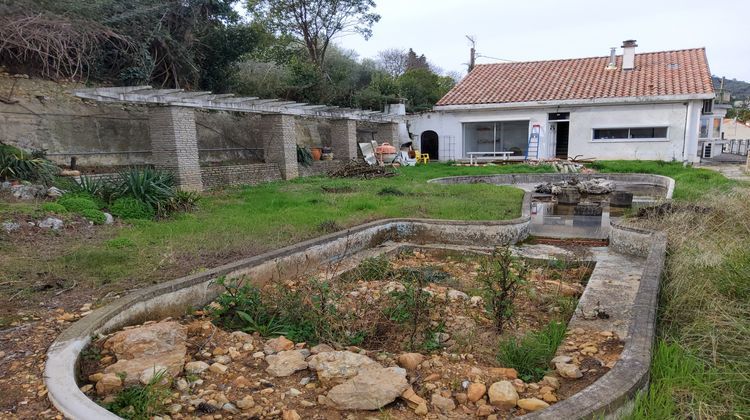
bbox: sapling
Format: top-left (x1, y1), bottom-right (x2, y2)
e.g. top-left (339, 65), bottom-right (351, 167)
top-left (478, 246), bottom-right (528, 333)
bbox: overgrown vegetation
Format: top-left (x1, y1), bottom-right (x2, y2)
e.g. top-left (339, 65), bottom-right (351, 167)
top-left (0, 143), bottom-right (58, 184)
top-left (386, 267), bottom-right (435, 350)
top-left (497, 321), bottom-right (567, 382)
top-left (477, 247), bottom-right (528, 333)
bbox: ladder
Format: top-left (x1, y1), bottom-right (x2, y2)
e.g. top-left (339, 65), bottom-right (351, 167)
top-left (526, 125), bottom-right (540, 159)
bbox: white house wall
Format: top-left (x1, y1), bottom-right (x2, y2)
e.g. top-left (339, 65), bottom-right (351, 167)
top-left (408, 100), bottom-right (703, 162)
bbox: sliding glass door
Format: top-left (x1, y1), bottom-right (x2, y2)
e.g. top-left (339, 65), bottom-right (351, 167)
top-left (462, 121), bottom-right (529, 158)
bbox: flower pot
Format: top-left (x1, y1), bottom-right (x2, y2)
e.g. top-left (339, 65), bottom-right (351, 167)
top-left (311, 147), bottom-right (322, 161)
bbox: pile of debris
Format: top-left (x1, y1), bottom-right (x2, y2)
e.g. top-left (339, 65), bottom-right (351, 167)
top-left (535, 178), bottom-right (616, 195)
top-left (327, 159), bottom-right (396, 179)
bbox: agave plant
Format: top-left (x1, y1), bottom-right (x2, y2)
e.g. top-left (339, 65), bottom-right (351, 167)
top-left (117, 167), bottom-right (176, 214)
top-left (0, 145), bottom-right (58, 183)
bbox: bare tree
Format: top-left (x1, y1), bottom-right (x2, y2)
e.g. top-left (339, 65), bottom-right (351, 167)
top-left (247, 0), bottom-right (380, 69)
top-left (376, 48), bottom-right (407, 77)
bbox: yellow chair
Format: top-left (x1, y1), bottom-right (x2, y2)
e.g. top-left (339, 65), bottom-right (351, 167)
top-left (420, 153), bottom-right (430, 164)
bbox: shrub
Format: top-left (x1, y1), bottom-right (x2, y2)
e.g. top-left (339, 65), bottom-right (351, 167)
top-left (296, 145), bottom-right (313, 167)
top-left (41, 202), bottom-right (68, 214)
top-left (0, 143), bottom-right (58, 183)
top-left (80, 208), bottom-right (107, 225)
top-left (386, 269), bottom-right (434, 350)
top-left (73, 175), bottom-right (118, 204)
top-left (354, 255), bottom-right (391, 281)
top-left (165, 190), bottom-right (201, 213)
top-left (117, 168), bottom-right (175, 214)
top-left (477, 247), bottom-right (528, 333)
top-left (110, 197), bottom-right (155, 220)
top-left (498, 321), bottom-right (567, 382)
top-left (58, 195), bottom-right (99, 213)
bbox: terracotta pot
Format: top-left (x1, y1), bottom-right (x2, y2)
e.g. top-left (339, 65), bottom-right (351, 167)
top-left (311, 147), bottom-right (322, 161)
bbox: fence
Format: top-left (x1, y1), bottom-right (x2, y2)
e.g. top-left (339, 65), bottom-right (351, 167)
top-left (722, 139), bottom-right (749, 156)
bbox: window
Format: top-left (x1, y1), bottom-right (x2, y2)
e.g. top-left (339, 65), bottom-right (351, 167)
top-left (548, 112), bottom-right (570, 121)
top-left (593, 127), bottom-right (668, 140)
top-left (463, 121), bottom-right (529, 156)
top-left (702, 99), bottom-right (713, 114)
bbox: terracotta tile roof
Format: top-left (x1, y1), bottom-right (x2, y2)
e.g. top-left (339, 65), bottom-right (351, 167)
top-left (436, 48), bottom-right (714, 106)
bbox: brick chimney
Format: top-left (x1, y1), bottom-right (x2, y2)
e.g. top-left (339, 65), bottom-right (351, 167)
top-left (622, 40), bottom-right (637, 70)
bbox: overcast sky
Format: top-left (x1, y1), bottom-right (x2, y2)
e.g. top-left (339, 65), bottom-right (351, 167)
top-left (331, 0), bottom-right (748, 82)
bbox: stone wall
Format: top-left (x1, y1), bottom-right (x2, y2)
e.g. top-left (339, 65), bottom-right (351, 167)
top-left (200, 163), bottom-right (282, 189)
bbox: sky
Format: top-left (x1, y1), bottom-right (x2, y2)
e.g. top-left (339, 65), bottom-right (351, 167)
top-left (328, 0), bottom-right (749, 82)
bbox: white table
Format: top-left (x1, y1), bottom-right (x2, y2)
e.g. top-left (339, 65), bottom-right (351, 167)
top-left (467, 151), bottom-right (513, 165)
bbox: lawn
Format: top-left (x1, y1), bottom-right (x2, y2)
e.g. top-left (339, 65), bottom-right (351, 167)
top-left (0, 163), bottom-right (549, 295)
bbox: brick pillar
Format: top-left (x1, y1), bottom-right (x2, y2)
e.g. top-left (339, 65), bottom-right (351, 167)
top-left (330, 119), bottom-right (358, 160)
top-left (375, 122), bottom-right (400, 144)
top-left (148, 106), bottom-right (203, 191)
top-left (261, 114), bottom-right (298, 180)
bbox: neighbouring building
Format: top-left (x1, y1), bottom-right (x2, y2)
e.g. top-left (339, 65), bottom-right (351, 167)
top-left (408, 40), bottom-right (726, 163)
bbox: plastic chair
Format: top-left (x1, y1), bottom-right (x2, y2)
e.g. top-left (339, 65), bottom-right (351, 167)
top-left (420, 153), bottom-right (430, 164)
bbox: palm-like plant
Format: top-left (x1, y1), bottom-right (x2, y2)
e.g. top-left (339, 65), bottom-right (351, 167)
top-left (117, 167), bottom-right (175, 215)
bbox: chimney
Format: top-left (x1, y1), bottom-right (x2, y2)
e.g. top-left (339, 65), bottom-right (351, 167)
top-left (606, 47), bottom-right (617, 70)
top-left (622, 39), bottom-right (637, 70)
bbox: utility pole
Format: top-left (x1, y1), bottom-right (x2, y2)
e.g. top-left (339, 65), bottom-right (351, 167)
top-left (466, 35), bottom-right (476, 73)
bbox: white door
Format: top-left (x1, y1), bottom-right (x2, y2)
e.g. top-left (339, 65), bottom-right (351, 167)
top-left (546, 123), bottom-right (557, 159)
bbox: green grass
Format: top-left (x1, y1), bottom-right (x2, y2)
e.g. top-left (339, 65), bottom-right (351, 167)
top-left (0, 163), bottom-right (547, 288)
top-left (497, 321), bottom-right (567, 382)
top-left (589, 160), bottom-right (739, 200)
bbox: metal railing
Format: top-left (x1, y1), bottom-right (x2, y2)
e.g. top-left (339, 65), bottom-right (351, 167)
top-left (722, 139), bottom-right (749, 156)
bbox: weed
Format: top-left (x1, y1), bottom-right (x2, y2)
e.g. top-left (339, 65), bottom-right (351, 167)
top-left (105, 370), bottom-right (170, 419)
top-left (58, 195), bottom-right (100, 213)
top-left (80, 208), bottom-right (107, 225)
top-left (497, 321), bottom-right (567, 382)
top-left (106, 237), bottom-right (136, 249)
top-left (351, 255), bottom-right (391, 281)
top-left (110, 197), bottom-right (154, 220)
top-left (166, 190), bottom-right (201, 214)
top-left (387, 269), bottom-right (433, 350)
top-left (477, 247), bottom-right (528, 333)
top-left (40, 202), bottom-right (68, 214)
top-left (377, 186), bottom-right (404, 196)
top-left (317, 219), bottom-right (341, 233)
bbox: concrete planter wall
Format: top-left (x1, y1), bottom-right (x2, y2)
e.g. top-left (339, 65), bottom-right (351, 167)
top-left (44, 214), bottom-right (531, 419)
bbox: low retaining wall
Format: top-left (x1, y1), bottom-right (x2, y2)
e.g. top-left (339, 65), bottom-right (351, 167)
top-left (44, 215), bottom-right (530, 419)
top-left (297, 160), bottom-right (344, 177)
top-left (429, 173), bottom-right (675, 200)
top-left (200, 163), bottom-right (281, 189)
top-left (521, 222), bottom-right (667, 419)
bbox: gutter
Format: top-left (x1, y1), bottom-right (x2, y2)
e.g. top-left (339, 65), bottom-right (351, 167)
top-left (433, 94), bottom-right (715, 112)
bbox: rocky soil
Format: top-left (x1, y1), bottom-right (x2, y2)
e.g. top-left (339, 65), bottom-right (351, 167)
top-left (80, 251), bottom-right (623, 419)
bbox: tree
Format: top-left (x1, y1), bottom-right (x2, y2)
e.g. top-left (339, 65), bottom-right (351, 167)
top-left (376, 48), bottom-right (407, 77)
top-left (246, 0), bottom-right (380, 69)
top-left (397, 68), bottom-right (454, 112)
top-left (405, 48), bottom-right (428, 72)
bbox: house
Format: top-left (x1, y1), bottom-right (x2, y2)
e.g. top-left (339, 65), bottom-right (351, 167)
top-left (408, 41), bottom-right (725, 163)
top-left (722, 118), bottom-right (750, 140)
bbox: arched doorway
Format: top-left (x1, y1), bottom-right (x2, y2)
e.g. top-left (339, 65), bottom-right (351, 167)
top-left (420, 130), bottom-right (439, 160)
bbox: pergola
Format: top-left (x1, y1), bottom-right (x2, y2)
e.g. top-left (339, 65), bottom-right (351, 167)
top-left (73, 86), bottom-right (402, 191)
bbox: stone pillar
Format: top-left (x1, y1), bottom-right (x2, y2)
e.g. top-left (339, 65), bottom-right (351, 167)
top-left (261, 114), bottom-right (298, 180)
top-left (148, 106), bottom-right (203, 191)
top-left (375, 122), bottom-right (400, 144)
top-left (330, 119), bottom-right (358, 160)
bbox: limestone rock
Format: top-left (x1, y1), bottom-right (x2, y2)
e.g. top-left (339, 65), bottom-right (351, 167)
top-left (397, 352), bottom-right (424, 370)
top-left (324, 366), bottom-right (408, 410)
top-left (139, 365), bottom-right (168, 385)
top-left (185, 361), bottom-right (210, 374)
top-left (447, 289), bottom-right (469, 301)
top-left (556, 363), bottom-right (583, 379)
top-left (518, 398), bottom-right (550, 412)
top-left (209, 362), bottom-right (228, 374)
top-left (401, 387), bottom-right (427, 408)
top-left (476, 404), bottom-right (494, 416)
top-left (264, 336), bottom-right (294, 354)
top-left (488, 367), bottom-right (518, 380)
top-left (541, 375), bottom-right (560, 390)
top-left (236, 395), bottom-right (255, 409)
top-left (282, 409), bottom-right (301, 420)
top-left (467, 382), bottom-right (487, 402)
top-left (95, 373), bottom-right (122, 395)
top-left (307, 350), bottom-right (380, 384)
top-left (103, 321), bottom-right (187, 385)
top-left (550, 355), bottom-right (572, 365)
top-left (431, 393), bottom-right (456, 412)
top-left (488, 381), bottom-right (518, 408)
top-left (38, 217), bottom-right (63, 230)
top-left (265, 350), bottom-right (309, 377)
top-left (310, 343), bottom-right (334, 354)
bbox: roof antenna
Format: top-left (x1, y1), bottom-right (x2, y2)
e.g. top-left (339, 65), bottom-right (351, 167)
top-left (606, 47), bottom-right (617, 70)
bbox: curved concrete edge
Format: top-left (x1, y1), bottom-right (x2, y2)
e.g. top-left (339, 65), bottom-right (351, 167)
top-left (520, 221), bottom-right (667, 420)
top-left (44, 213), bottom-right (532, 419)
top-left (428, 173), bottom-right (675, 200)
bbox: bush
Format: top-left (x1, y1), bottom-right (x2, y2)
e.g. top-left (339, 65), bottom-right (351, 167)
top-left (80, 208), bottom-right (107, 225)
top-left (165, 190), bottom-right (201, 213)
top-left (497, 321), bottom-right (567, 382)
top-left (478, 247), bottom-right (528, 333)
top-left (117, 168), bottom-right (175, 214)
top-left (73, 175), bottom-right (118, 204)
top-left (0, 143), bottom-right (58, 184)
top-left (58, 195), bottom-right (100, 213)
top-left (110, 197), bottom-right (155, 220)
top-left (41, 202), bottom-right (68, 214)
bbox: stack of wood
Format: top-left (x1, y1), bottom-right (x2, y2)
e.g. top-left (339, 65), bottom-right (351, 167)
top-left (327, 159), bottom-right (396, 179)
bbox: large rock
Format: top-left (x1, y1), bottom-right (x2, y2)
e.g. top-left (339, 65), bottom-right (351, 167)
top-left (38, 217), bottom-right (63, 230)
top-left (488, 380), bottom-right (518, 408)
top-left (265, 350), bottom-right (309, 377)
top-left (467, 382), bottom-right (487, 402)
top-left (576, 178), bottom-right (615, 194)
top-left (95, 373), bottom-right (122, 395)
top-left (103, 321), bottom-right (187, 385)
top-left (324, 365), bottom-right (408, 410)
top-left (556, 362), bottom-right (583, 379)
top-left (431, 393), bottom-right (456, 412)
top-left (10, 184), bottom-right (46, 200)
top-left (307, 350), bottom-right (380, 384)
